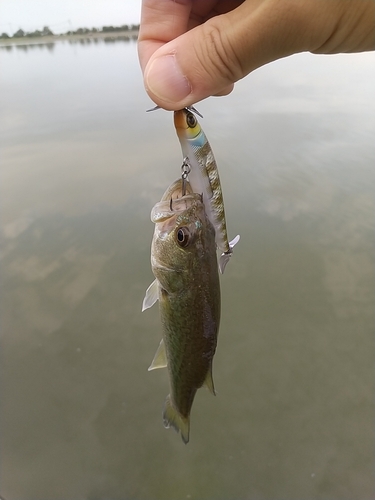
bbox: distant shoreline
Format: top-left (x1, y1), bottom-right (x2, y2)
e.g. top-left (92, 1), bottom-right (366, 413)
top-left (0, 30), bottom-right (139, 46)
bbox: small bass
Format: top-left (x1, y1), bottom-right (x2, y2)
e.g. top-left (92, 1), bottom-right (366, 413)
top-left (174, 108), bottom-right (240, 274)
top-left (142, 178), bottom-right (220, 444)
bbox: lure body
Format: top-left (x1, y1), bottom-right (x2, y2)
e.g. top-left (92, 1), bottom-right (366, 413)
top-left (174, 109), bottom-right (239, 273)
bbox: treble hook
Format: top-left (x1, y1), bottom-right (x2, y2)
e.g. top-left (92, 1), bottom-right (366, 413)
top-left (146, 105), bottom-right (203, 118)
top-left (181, 157), bottom-right (191, 196)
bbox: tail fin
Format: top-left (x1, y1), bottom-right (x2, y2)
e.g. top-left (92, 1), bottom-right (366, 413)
top-left (163, 395), bottom-right (190, 444)
top-left (219, 234), bottom-right (240, 274)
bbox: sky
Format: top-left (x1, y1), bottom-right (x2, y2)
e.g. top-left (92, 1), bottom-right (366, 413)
top-left (0, 0), bottom-right (142, 35)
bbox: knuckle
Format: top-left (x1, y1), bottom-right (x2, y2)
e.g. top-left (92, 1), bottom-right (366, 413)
top-left (199, 23), bottom-right (244, 85)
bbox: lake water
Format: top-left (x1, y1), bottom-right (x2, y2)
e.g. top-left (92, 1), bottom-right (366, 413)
top-left (1, 38), bottom-right (374, 500)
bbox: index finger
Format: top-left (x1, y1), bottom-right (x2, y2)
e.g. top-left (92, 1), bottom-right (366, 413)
top-left (138, 0), bottom-right (217, 72)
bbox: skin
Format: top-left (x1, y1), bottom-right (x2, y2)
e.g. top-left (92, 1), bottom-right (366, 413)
top-left (138, 0), bottom-right (375, 110)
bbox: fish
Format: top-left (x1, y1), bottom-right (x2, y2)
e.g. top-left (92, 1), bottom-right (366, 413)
top-left (174, 108), bottom-right (240, 274)
top-left (142, 178), bottom-right (220, 444)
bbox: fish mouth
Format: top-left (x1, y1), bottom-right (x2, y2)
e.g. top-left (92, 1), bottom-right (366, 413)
top-left (151, 179), bottom-right (204, 225)
top-left (160, 178), bottom-right (193, 202)
top-left (151, 182), bottom-right (199, 224)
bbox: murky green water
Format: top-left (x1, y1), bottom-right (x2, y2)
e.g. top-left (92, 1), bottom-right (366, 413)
top-left (1, 39), bottom-right (374, 500)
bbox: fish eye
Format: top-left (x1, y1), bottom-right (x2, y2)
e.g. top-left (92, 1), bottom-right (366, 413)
top-left (186, 112), bottom-right (197, 128)
top-left (176, 227), bottom-right (190, 247)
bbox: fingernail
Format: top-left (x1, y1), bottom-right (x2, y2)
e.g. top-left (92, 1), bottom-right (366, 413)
top-left (145, 54), bottom-right (191, 104)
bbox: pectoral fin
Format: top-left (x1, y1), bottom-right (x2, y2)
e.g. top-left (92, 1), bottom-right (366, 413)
top-left (148, 339), bottom-right (167, 371)
top-left (142, 279), bottom-right (159, 311)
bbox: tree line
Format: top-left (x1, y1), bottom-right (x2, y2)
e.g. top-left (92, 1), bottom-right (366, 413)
top-left (0, 24), bottom-right (140, 40)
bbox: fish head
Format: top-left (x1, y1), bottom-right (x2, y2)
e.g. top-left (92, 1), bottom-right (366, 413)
top-left (150, 179), bottom-right (216, 292)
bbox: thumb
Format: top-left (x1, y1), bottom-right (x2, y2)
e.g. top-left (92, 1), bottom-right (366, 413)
top-left (142, 12), bottom-right (243, 110)
top-left (143, 1), bottom-right (308, 110)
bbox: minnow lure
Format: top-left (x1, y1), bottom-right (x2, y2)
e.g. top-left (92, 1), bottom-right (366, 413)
top-left (174, 108), bottom-right (240, 273)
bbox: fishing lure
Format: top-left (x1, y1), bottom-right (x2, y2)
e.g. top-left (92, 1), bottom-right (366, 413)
top-left (174, 108), bottom-right (239, 273)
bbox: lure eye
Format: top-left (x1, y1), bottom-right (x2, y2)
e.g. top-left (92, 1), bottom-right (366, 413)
top-left (176, 227), bottom-right (190, 247)
top-left (186, 112), bottom-right (197, 128)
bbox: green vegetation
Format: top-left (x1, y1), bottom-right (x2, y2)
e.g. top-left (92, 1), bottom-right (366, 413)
top-left (102, 24), bottom-right (140, 32)
top-left (2, 24), bottom-right (140, 39)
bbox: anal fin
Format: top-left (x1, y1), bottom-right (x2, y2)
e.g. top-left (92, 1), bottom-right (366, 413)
top-left (203, 366), bottom-right (216, 395)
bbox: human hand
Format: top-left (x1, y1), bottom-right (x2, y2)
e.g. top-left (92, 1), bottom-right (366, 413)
top-left (138, 0), bottom-right (375, 110)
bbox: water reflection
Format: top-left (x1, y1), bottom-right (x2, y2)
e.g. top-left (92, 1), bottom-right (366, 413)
top-left (0, 40), bottom-right (374, 500)
top-left (0, 35), bottom-right (138, 51)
